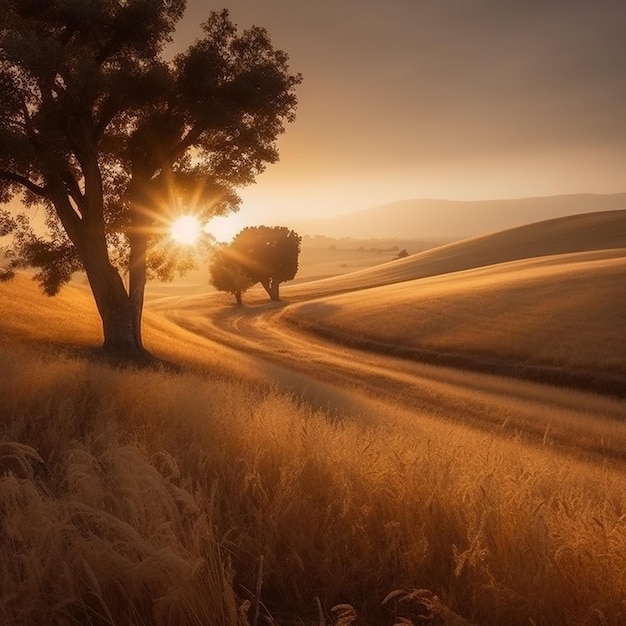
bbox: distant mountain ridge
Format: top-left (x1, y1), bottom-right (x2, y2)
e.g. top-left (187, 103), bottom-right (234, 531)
top-left (291, 193), bottom-right (626, 240)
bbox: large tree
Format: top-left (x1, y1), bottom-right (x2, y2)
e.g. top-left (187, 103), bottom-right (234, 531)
top-left (231, 225), bottom-right (301, 301)
top-left (0, 1), bottom-right (300, 355)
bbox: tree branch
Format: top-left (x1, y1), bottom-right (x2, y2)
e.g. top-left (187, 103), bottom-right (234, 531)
top-left (59, 25), bottom-right (77, 46)
top-left (47, 180), bottom-right (84, 243)
top-left (96, 33), bottom-right (122, 66)
top-left (21, 99), bottom-right (38, 140)
top-left (0, 170), bottom-right (48, 197)
top-left (164, 122), bottom-right (205, 168)
top-left (94, 94), bottom-right (119, 139)
top-left (60, 169), bottom-right (84, 207)
top-left (6, 116), bottom-right (28, 133)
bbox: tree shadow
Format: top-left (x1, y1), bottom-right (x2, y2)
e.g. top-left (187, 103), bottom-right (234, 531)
top-left (52, 343), bottom-right (184, 374)
top-left (215, 296), bottom-right (291, 319)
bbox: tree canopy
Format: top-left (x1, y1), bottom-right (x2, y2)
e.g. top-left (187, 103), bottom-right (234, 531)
top-left (208, 245), bottom-right (254, 305)
top-left (0, 0), bottom-right (301, 354)
top-left (230, 226), bottom-right (301, 301)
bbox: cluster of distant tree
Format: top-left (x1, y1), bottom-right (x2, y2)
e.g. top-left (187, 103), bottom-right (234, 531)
top-left (209, 226), bottom-right (301, 305)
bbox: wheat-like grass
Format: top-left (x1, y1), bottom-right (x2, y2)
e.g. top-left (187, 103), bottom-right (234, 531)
top-left (2, 344), bottom-right (626, 624)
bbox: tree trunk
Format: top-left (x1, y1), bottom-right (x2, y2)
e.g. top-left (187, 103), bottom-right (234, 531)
top-left (125, 174), bottom-right (154, 356)
top-left (234, 290), bottom-right (242, 305)
top-left (128, 230), bottom-right (147, 350)
top-left (261, 278), bottom-right (280, 301)
top-left (270, 278), bottom-right (280, 301)
top-left (48, 180), bottom-right (144, 356)
top-left (260, 279), bottom-right (272, 299)
top-left (81, 244), bottom-right (142, 355)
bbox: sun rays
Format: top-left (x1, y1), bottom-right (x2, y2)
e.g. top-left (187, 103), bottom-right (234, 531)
top-left (170, 215), bottom-right (202, 245)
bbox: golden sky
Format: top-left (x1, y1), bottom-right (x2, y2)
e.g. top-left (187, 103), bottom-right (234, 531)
top-left (172, 1), bottom-right (626, 229)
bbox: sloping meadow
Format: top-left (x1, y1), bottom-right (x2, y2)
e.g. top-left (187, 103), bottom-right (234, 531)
top-left (2, 343), bottom-right (626, 625)
top-left (284, 249), bottom-right (626, 384)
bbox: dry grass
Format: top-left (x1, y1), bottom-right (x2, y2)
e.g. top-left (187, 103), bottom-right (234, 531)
top-left (285, 249), bottom-right (626, 375)
top-left (281, 209), bottom-right (626, 301)
top-left (143, 242), bottom-right (402, 300)
top-left (0, 346), bottom-right (241, 625)
top-left (0, 273), bottom-right (264, 381)
top-left (2, 211), bottom-right (626, 624)
top-left (3, 343), bottom-right (626, 625)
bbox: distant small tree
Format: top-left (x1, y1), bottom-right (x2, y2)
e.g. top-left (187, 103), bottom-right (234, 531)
top-left (232, 225), bottom-right (301, 301)
top-left (396, 249), bottom-right (410, 259)
top-left (209, 246), bottom-right (254, 305)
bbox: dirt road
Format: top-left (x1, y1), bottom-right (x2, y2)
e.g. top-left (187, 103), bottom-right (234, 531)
top-left (157, 296), bottom-right (626, 466)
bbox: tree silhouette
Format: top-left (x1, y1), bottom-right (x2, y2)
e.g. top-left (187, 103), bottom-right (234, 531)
top-left (231, 226), bottom-right (301, 301)
top-left (209, 245), bottom-right (254, 305)
top-left (0, 2), bottom-right (300, 355)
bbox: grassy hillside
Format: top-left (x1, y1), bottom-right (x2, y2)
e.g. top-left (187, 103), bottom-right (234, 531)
top-left (3, 240), bottom-right (626, 624)
top-left (0, 273), bottom-right (268, 384)
top-left (283, 209), bottom-right (626, 301)
top-left (6, 339), bottom-right (626, 626)
top-left (143, 240), bottom-right (422, 299)
top-left (285, 249), bottom-right (626, 382)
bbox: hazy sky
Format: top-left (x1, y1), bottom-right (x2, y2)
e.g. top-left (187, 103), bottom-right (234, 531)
top-left (172, 0), bottom-right (626, 231)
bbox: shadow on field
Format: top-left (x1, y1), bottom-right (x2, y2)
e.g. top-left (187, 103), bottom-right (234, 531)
top-left (283, 313), bottom-right (626, 400)
top-left (42, 343), bottom-right (184, 374)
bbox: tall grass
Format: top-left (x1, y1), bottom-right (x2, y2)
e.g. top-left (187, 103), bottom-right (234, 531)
top-left (2, 344), bottom-right (626, 624)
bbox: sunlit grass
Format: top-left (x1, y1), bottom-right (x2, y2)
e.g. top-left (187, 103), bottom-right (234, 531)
top-left (281, 209), bottom-right (626, 301)
top-left (2, 207), bottom-right (626, 624)
top-left (285, 249), bottom-right (626, 374)
top-left (2, 343), bottom-right (626, 625)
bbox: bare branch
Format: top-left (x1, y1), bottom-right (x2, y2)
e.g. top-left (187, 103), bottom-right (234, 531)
top-left (94, 95), bottom-right (119, 139)
top-left (51, 76), bottom-right (68, 100)
top-left (0, 170), bottom-right (48, 197)
top-left (164, 123), bottom-right (205, 168)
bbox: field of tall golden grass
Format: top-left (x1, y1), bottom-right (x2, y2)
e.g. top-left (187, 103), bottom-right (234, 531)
top-left (2, 211), bottom-right (626, 624)
top-left (3, 339), bottom-right (626, 625)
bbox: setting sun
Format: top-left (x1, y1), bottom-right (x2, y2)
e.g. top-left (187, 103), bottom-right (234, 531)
top-left (171, 215), bottom-right (201, 245)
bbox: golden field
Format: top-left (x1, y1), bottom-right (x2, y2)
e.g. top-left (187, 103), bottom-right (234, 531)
top-left (285, 249), bottom-right (626, 375)
top-left (1, 210), bottom-right (626, 625)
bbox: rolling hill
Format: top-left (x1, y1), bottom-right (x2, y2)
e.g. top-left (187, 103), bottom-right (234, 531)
top-left (281, 210), bottom-right (626, 389)
top-left (284, 249), bottom-right (626, 378)
top-left (283, 209), bottom-right (626, 301)
top-left (0, 273), bottom-right (265, 384)
top-left (3, 208), bottom-right (626, 626)
top-left (291, 192), bottom-right (626, 239)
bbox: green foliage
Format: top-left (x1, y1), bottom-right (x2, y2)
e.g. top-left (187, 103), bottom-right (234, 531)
top-left (230, 225), bottom-right (301, 300)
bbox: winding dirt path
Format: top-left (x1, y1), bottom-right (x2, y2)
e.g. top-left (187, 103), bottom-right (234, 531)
top-left (157, 296), bottom-right (626, 466)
